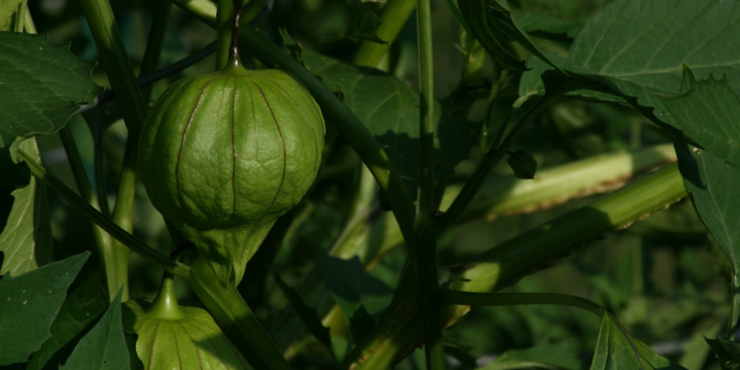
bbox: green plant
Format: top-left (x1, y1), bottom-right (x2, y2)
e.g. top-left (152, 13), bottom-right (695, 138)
top-left (2, 0), bottom-right (740, 369)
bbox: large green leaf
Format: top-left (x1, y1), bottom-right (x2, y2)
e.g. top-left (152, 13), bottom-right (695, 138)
top-left (0, 252), bottom-right (89, 366)
top-left (60, 290), bottom-right (129, 370)
top-left (590, 315), bottom-right (685, 370)
top-left (0, 139), bottom-right (53, 277)
top-left (479, 340), bottom-right (580, 369)
top-left (26, 269), bottom-right (108, 370)
top-left (302, 49), bottom-right (480, 200)
top-left (0, 31), bottom-right (101, 187)
top-left (519, 0), bottom-right (740, 169)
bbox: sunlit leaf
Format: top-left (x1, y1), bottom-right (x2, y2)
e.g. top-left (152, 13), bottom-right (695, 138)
top-left (0, 31), bottom-right (101, 187)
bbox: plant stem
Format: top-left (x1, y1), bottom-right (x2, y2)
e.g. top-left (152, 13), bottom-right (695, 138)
top-left (80, 0), bottom-right (150, 300)
top-left (79, 0), bottom-right (147, 139)
top-left (347, 162), bottom-right (687, 368)
top-left (140, 0), bottom-right (173, 102)
top-left (352, 0), bottom-right (416, 68)
top-left (186, 258), bottom-right (293, 370)
top-left (414, 0), bottom-right (444, 366)
top-left (215, 0), bottom-right (236, 70)
top-left (439, 290), bottom-right (606, 318)
top-left (58, 126), bottom-right (93, 203)
top-left (729, 271), bottom-right (740, 340)
top-left (454, 163), bottom-right (686, 293)
top-left (436, 93), bottom-right (561, 232)
top-left (17, 149), bottom-right (188, 278)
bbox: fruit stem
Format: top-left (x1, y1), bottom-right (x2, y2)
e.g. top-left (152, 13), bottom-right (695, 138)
top-left (228, 0), bottom-right (243, 69)
top-left (148, 272), bottom-right (186, 320)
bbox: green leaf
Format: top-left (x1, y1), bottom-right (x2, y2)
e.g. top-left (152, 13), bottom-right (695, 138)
top-left (0, 252), bottom-right (90, 366)
top-left (348, 11), bottom-right (386, 45)
top-left (705, 337), bottom-right (740, 364)
top-left (60, 290), bottom-right (129, 370)
top-left (273, 272), bottom-right (333, 356)
top-left (0, 139), bottom-right (53, 277)
top-left (348, 305), bottom-right (375, 343)
top-left (479, 340), bottom-right (580, 370)
top-left (0, 31), bottom-right (101, 187)
top-left (26, 269), bottom-right (108, 370)
top-left (519, 0), bottom-right (740, 169)
top-left (302, 48), bottom-right (481, 200)
top-left (458, 0), bottom-right (558, 71)
top-left (675, 140), bottom-right (740, 271)
top-left (337, 1), bottom-right (385, 44)
top-left (316, 252), bottom-right (393, 323)
top-left (589, 314), bottom-right (685, 370)
top-left (506, 149), bottom-right (537, 180)
top-left (516, 12), bottom-right (581, 38)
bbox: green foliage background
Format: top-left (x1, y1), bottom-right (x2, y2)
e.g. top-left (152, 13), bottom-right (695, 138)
top-left (1, 0), bottom-right (736, 368)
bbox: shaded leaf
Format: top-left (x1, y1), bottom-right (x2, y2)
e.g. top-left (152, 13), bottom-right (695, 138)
top-left (479, 340), bottom-right (580, 370)
top-left (0, 31), bottom-right (101, 187)
top-left (26, 269), bottom-right (108, 370)
top-left (60, 290), bottom-right (129, 370)
top-left (705, 337), bottom-right (740, 364)
top-left (338, 1), bottom-right (385, 44)
top-left (316, 252), bottom-right (393, 321)
top-left (348, 305), bottom-right (375, 343)
top-left (0, 252), bottom-right (89, 366)
top-left (0, 139), bottom-right (52, 277)
top-left (348, 11), bottom-right (386, 45)
top-left (507, 149), bottom-right (537, 180)
top-left (302, 48), bottom-right (480, 200)
top-left (458, 0), bottom-right (558, 71)
top-left (123, 331), bottom-right (144, 370)
top-left (589, 314), bottom-right (685, 370)
top-left (273, 272), bottom-right (333, 356)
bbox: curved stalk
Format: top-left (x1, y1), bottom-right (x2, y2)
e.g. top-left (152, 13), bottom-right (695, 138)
top-left (17, 150), bottom-right (188, 278)
top-left (439, 290), bottom-right (605, 318)
top-left (140, 0), bottom-right (173, 102)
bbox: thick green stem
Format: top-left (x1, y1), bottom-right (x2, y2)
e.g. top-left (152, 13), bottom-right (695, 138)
top-left (352, 0), bottom-right (416, 68)
top-left (140, 0), bottom-right (173, 102)
top-left (59, 125), bottom-right (123, 300)
top-left (17, 150), bottom-right (188, 278)
top-left (186, 258), bottom-right (292, 370)
top-left (414, 0), bottom-right (444, 366)
top-left (349, 163), bottom-right (687, 368)
top-left (80, 0), bottom-right (149, 301)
